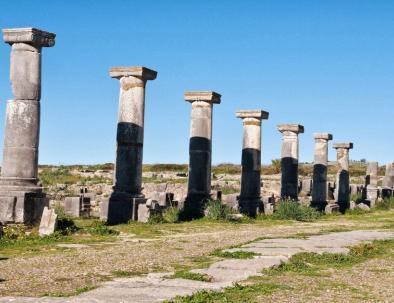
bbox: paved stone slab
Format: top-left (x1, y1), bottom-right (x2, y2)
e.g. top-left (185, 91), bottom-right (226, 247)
top-left (1, 230), bottom-right (393, 303)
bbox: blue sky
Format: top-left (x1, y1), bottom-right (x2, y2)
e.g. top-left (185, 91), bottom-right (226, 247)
top-left (0, 0), bottom-right (393, 165)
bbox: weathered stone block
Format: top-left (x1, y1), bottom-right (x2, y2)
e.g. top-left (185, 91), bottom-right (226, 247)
top-left (64, 197), bottom-right (81, 217)
top-left (263, 202), bottom-right (274, 215)
top-left (356, 203), bottom-right (370, 211)
top-left (137, 200), bottom-right (161, 223)
top-left (325, 203), bottom-right (340, 214)
top-left (0, 196), bottom-right (16, 223)
top-left (38, 207), bottom-right (57, 237)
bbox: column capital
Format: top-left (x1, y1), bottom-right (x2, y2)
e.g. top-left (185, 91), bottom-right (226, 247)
top-left (277, 124), bottom-right (304, 134)
top-left (184, 91), bottom-right (221, 104)
top-left (236, 109), bottom-right (269, 120)
top-left (109, 66), bottom-right (157, 80)
top-left (333, 142), bottom-right (353, 150)
top-left (314, 133), bottom-right (333, 141)
top-left (3, 28), bottom-right (55, 47)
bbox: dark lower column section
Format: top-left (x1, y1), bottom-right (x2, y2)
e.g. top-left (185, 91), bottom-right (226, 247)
top-left (113, 122), bottom-right (143, 194)
top-left (183, 137), bottom-right (211, 219)
top-left (281, 157), bottom-right (298, 200)
top-left (311, 164), bottom-right (328, 211)
top-left (106, 192), bottom-right (145, 225)
top-left (337, 170), bottom-right (350, 213)
top-left (239, 148), bottom-right (261, 217)
top-left (108, 122), bottom-right (144, 224)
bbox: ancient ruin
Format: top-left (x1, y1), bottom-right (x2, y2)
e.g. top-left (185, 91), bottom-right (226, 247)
top-left (311, 133), bottom-right (333, 211)
top-left (333, 142), bottom-right (353, 212)
top-left (236, 109), bottom-right (269, 217)
top-left (0, 28), bottom-right (55, 224)
top-left (382, 162), bottom-right (394, 198)
top-left (183, 91), bottom-right (221, 218)
top-left (365, 161), bottom-right (378, 207)
top-left (277, 124), bottom-right (304, 200)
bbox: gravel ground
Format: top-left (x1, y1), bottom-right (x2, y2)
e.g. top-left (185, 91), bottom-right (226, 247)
top-left (0, 214), bottom-right (392, 297)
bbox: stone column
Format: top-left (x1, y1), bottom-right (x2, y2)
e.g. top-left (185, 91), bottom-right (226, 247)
top-left (183, 91), bottom-right (221, 218)
top-left (311, 133), bottom-right (333, 211)
top-left (277, 124), bottom-right (304, 200)
top-left (236, 110), bottom-right (269, 217)
top-left (0, 28), bottom-right (55, 224)
top-left (107, 67), bottom-right (157, 224)
top-left (365, 161), bottom-right (378, 206)
top-left (333, 142), bottom-right (353, 212)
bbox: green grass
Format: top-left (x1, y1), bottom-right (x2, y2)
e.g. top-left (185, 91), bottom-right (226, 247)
top-left (168, 271), bottom-right (212, 282)
top-left (168, 239), bottom-right (394, 302)
top-left (0, 219), bottom-right (118, 257)
top-left (39, 166), bottom-right (111, 187)
top-left (43, 285), bottom-right (97, 297)
top-left (166, 282), bottom-right (290, 303)
top-left (112, 270), bottom-right (134, 277)
top-left (219, 186), bottom-right (239, 195)
top-left (210, 249), bottom-right (259, 259)
top-left (263, 239), bottom-right (394, 276)
top-left (375, 197), bottom-right (394, 210)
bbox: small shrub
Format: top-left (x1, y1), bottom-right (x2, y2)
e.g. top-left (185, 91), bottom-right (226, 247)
top-left (85, 220), bottom-right (119, 235)
top-left (163, 207), bottom-right (180, 223)
top-left (205, 200), bottom-right (234, 220)
top-left (2, 224), bottom-right (27, 240)
top-left (56, 216), bottom-right (79, 235)
top-left (147, 213), bottom-right (164, 224)
top-left (273, 201), bottom-right (320, 222)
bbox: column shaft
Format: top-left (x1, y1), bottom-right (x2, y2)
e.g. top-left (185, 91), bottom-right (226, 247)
top-left (311, 133), bottom-right (332, 210)
top-left (240, 118), bottom-right (261, 200)
top-left (106, 67), bottom-right (157, 224)
top-left (183, 91), bottom-right (221, 219)
top-left (114, 76), bottom-right (146, 196)
top-left (277, 124), bottom-right (304, 200)
top-left (333, 143), bottom-right (353, 212)
top-left (237, 110), bottom-right (268, 217)
top-left (1, 100), bottom-right (40, 187)
top-left (188, 101), bottom-right (212, 197)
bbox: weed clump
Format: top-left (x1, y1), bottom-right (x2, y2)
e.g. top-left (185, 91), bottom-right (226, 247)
top-left (85, 220), bottom-right (119, 235)
top-left (210, 249), bottom-right (259, 259)
top-left (57, 216), bottom-right (79, 235)
top-left (169, 271), bottom-right (212, 282)
top-left (205, 200), bottom-right (234, 220)
top-left (375, 197), bottom-right (394, 210)
top-left (272, 201), bottom-right (320, 222)
top-left (163, 207), bottom-right (181, 223)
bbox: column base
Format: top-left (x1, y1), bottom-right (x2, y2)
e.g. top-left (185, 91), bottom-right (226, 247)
top-left (0, 189), bottom-right (48, 224)
top-left (337, 201), bottom-right (350, 214)
top-left (181, 193), bottom-right (209, 220)
top-left (310, 201), bottom-right (328, 212)
top-left (104, 191), bottom-right (146, 225)
top-left (381, 188), bottom-right (393, 199)
top-left (238, 197), bottom-right (261, 217)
